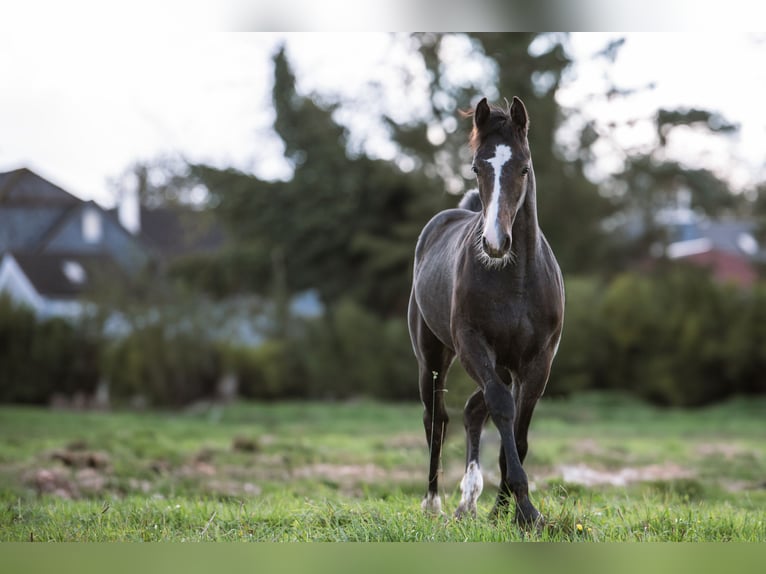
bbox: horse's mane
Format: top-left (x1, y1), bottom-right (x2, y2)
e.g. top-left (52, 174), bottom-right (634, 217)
top-left (460, 98), bottom-right (515, 153)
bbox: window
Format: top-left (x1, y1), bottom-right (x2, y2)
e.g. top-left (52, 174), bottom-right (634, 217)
top-left (62, 260), bottom-right (86, 285)
top-left (82, 208), bottom-right (102, 243)
top-left (737, 232), bottom-right (759, 255)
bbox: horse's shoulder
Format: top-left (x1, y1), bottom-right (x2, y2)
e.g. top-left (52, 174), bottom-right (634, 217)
top-left (424, 208), bottom-right (475, 232)
top-left (416, 209), bottom-right (477, 258)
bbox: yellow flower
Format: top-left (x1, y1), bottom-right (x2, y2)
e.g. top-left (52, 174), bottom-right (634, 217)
top-left (576, 523), bottom-right (583, 532)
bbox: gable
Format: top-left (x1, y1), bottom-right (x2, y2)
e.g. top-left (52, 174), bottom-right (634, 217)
top-left (0, 168), bottom-right (80, 206)
top-left (0, 168), bottom-right (83, 253)
top-left (0, 206), bottom-right (73, 252)
top-left (40, 203), bottom-right (150, 274)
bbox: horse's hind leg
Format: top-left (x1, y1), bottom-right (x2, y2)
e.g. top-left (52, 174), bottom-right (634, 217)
top-left (410, 311), bottom-right (453, 515)
top-left (455, 389), bottom-right (488, 519)
top-left (418, 362), bottom-right (450, 515)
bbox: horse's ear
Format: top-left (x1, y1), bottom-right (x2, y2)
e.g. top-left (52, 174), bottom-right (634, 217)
top-left (474, 97), bottom-right (490, 130)
top-left (510, 96), bottom-right (529, 134)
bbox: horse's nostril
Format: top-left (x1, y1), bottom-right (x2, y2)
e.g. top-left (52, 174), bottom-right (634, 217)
top-left (482, 237), bottom-right (489, 252)
top-left (501, 234), bottom-right (511, 252)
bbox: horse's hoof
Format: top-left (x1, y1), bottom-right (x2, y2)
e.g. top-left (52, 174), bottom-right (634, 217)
top-left (421, 493), bottom-right (444, 517)
top-left (515, 506), bottom-right (545, 530)
top-left (488, 503), bottom-right (509, 523)
top-left (454, 504), bottom-right (477, 521)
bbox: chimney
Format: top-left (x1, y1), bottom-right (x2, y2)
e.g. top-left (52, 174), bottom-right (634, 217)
top-left (118, 185), bottom-right (141, 235)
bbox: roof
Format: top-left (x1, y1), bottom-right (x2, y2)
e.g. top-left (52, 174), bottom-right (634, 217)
top-left (0, 168), bottom-right (89, 254)
top-left (699, 219), bottom-right (762, 259)
top-left (1, 168), bottom-right (225, 273)
top-left (10, 252), bottom-right (127, 297)
top-left (667, 219), bottom-right (764, 262)
top-left (125, 206), bottom-right (226, 259)
top-left (0, 168), bottom-right (80, 206)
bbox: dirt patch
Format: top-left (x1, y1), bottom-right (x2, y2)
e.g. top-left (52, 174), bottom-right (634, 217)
top-left (383, 433), bottom-right (425, 450)
top-left (571, 438), bottom-right (605, 457)
top-left (555, 463), bottom-right (694, 487)
top-left (695, 442), bottom-right (748, 460)
top-left (50, 449), bottom-right (110, 470)
top-left (25, 466), bottom-right (110, 499)
top-left (232, 436), bottom-right (261, 453)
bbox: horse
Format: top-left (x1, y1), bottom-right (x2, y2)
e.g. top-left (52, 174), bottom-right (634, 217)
top-left (407, 96), bottom-right (564, 526)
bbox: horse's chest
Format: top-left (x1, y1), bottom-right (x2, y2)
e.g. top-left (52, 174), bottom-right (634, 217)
top-left (457, 288), bottom-right (559, 366)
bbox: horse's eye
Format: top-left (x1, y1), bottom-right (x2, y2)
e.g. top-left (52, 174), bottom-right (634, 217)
top-left (472, 165), bottom-right (479, 175)
top-left (521, 166), bottom-right (530, 176)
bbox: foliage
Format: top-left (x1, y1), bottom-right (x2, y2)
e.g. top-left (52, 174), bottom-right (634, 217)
top-left (468, 33), bottom-right (619, 273)
top-left (181, 34), bottom-right (622, 311)
top-left (551, 267), bottom-right (766, 406)
top-left (224, 299), bottom-right (417, 401)
top-left (0, 296), bottom-right (99, 404)
top-left (187, 46), bottom-right (450, 317)
top-left (603, 100), bottom-right (743, 257)
top-left (6, 35), bottom-right (766, 409)
top-left (225, 339), bottom-right (307, 401)
top-left (656, 108), bottom-right (738, 146)
top-left (101, 322), bottom-right (221, 407)
top-left (6, 261), bottom-right (766, 408)
top-left (297, 299), bottom-right (417, 401)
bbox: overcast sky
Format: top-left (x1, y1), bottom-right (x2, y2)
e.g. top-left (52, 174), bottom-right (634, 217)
top-left (2, 32), bottom-right (765, 207)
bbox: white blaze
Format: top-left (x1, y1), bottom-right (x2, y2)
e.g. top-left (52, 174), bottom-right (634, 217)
top-left (483, 144), bottom-right (512, 250)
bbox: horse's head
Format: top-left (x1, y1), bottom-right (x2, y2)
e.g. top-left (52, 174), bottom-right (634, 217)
top-left (469, 96), bottom-right (532, 265)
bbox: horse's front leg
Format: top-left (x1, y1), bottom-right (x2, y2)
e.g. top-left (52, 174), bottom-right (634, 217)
top-left (455, 332), bottom-right (541, 527)
top-left (454, 389), bottom-right (488, 519)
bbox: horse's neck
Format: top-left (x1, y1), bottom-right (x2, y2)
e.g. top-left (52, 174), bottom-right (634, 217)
top-left (511, 176), bottom-right (541, 260)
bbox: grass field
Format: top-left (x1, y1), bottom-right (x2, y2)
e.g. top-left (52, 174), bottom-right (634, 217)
top-left (1, 392), bottom-right (764, 541)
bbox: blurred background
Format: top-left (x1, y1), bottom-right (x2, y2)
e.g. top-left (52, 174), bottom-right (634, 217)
top-left (2, 32), bottom-right (766, 409)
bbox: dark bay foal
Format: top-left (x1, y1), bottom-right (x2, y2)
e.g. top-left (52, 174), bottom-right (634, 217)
top-left (408, 96), bottom-right (564, 525)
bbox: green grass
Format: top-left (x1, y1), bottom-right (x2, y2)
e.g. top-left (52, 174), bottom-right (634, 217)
top-left (1, 393), bottom-right (765, 541)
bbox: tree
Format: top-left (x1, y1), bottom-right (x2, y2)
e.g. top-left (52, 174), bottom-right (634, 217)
top-left (189, 46), bottom-right (449, 317)
top-left (604, 109), bottom-right (741, 261)
top-left (390, 33), bottom-right (619, 274)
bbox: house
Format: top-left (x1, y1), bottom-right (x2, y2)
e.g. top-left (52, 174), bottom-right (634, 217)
top-left (642, 197), bottom-right (765, 287)
top-left (0, 168), bottom-right (154, 319)
top-left (1, 166), bottom-right (318, 333)
top-left (0, 167), bottom-right (229, 319)
top-left (0, 252), bottom-right (127, 319)
top-left (663, 218), bottom-right (764, 287)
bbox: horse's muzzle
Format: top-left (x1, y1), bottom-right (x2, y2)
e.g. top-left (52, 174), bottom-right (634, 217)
top-left (482, 234), bottom-right (511, 259)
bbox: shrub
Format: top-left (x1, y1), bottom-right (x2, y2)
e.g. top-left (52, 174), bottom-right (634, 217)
top-left (227, 340), bottom-right (308, 400)
top-left (102, 322), bottom-right (221, 407)
top-left (548, 277), bottom-right (610, 397)
top-left (600, 267), bottom-right (737, 406)
top-left (295, 299), bottom-right (418, 401)
top-left (0, 296), bottom-right (99, 404)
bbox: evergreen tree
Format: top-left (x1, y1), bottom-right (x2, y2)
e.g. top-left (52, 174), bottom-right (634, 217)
top-left (394, 33), bottom-right (618, 273)
top-left (188, 46), bottom-right (448, 317)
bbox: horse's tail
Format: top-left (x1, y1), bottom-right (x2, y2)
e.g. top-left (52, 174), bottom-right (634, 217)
top-left (458, 189), bottom-right (481, 212)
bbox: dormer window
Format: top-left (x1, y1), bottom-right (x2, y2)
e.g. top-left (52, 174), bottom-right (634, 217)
top-left (82, 208), bottom-right (102, 243)
top-left (62, 260), bottom-right (86, 285)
